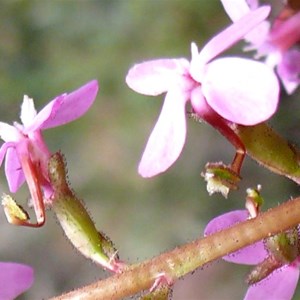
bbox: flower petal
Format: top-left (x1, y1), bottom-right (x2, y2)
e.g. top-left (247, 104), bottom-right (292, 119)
top-left (220, 0), bottom-right (251, 22)
top-left (244, 265), bottom-right (299, 300)
top-left (204, 210), bottom-right (268, 264)
top-left (192, 5), bottom-right (270, 74)
top-left (202, 57), bottom-right (279, 125)
top-left (138, 87), bottom-right (189, 177)
top-left (26, 80), bottom-right (99, 132)
top-left (270, 11), bottom-right (300, 52)
top-left (219, 0), bottom-right (269, 48)
top-left (20, 96), bottom-right (37, 127)
top-left (0, 122), bottom-right (22, 143)
top-left (126, 59), bottom-right (189, 96)
top-left (277, 49), bottom-right (300, 94)
top-left (5, 147), bottom-right (25, 193)
top-left (0, 262), bottom-right (34, 300)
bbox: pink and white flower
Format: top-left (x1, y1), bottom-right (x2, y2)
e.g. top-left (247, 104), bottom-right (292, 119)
top-left (220, 0), bottom-right (300, 94)
top-left (0, 80), bottom-right (98, 226)
top-left (126, 7), bottom-right (279, 178)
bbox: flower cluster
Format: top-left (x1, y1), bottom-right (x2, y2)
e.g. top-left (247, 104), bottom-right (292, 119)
top-left (0, 0), bottom-right (299, 299)
top-left (125, 1), bottom-right (300, 299)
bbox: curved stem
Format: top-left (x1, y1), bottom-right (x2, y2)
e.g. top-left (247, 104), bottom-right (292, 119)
top-left (51, 195), bottom-right (300, 300)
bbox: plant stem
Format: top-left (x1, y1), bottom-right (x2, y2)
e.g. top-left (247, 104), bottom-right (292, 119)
top-left (51, 196), bottom-right (300, 300)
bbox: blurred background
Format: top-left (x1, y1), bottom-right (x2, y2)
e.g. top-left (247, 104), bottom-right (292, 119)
top-left (0, 1), bottom-right (299, 299)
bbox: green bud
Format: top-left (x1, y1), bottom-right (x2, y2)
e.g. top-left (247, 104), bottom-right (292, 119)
top-left (245, 185), bottom-right (264, 218)
top-left (48, 152), bottom-right (122, 273)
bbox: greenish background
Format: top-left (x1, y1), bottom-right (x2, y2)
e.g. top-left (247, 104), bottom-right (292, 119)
top-left (0, 1), bottom-right (299, 299)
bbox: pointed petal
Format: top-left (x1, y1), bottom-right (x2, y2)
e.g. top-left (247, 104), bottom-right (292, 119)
top-left (192, 6), bottom-right (270, 74)
top-left (138, 88), bottom-right (189, 177)
top-left (0, 262), bottom-right (34, 299)
top-left (204, 210), bottom-right (268, 264)
top-left (25, 80), bottom-right (99, 132)
top-left (245, 265), bottom-right (299, 300)
top-left (126, 59), bottom-right (189, 96)
top-left (202, 57), bottom-right (279, 125)
top-left (5, 147), bottom-right (25, 193)
top-left (20, 96), bottom-right (37, 127)
top-left (220, 0), bottom-right (269, 48)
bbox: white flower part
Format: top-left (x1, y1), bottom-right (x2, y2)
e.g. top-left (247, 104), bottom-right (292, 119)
top-left (191, 42), bottom-right (199, 61)
top-left (0, 122), bottom-right (22, 142)
top-left (189, 42), bottom-right (206, 83)
top-left (20, 95), bottom-right (37, 127)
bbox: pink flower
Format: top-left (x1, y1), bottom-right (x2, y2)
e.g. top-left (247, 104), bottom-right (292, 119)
top-left (220, 0), bottom-right (300, 94)
top-left (204, 210), bottom-right (300, 300)
top-left (0, 80), bottom-right (98, 226)
top-left (126, 7), bottom-right (279, 178)
top-left (0, 262), bottom-right (34, 299)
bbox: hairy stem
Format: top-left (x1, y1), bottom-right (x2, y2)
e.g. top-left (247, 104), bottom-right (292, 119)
top-left (51, 196), bottom-right (300, 300)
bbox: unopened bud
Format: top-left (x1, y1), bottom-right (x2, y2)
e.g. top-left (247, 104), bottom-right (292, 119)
top-left (245, 185), bottom-right (264, 218)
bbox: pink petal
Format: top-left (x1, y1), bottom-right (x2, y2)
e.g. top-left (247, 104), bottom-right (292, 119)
top-left (0, 122), bottom-right (22, 143)
top-left (220, 0), bottom-right (251, 22)
top-left (192, 6), bottom-right (270, 74)
top-left (244, 265), bottom-right (299, 300)
top-left (26, 80), bottom-right (99, 132)
top-left (220, 0), bottom-right (269, 48)
top-left (5, 147), bottom-right (25, 193)
top-left (138, 87), bottom-right (189, 177)
top-left (270, 11), bottom-right (300, 51)
top-left (202, 57), bottom-right (279, 125)
top-left (277, 49), bottom-right (300, 94)
top-left (126, 59), bottom-right (189, 96)
top-left (204, 210), bottom-right (268, 265)
top-left (0, 142), bottom-right (12, 167)
top-left (0, 262), bottom-right (34, 299)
